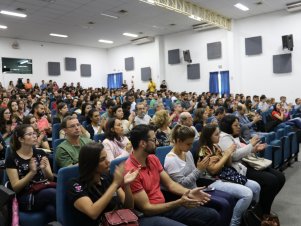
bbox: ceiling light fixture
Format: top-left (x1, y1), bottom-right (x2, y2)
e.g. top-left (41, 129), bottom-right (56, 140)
top-left (234, 3), bottom-right (249, 11)
top-left (100, 13), bottom-right (119, 19)
top-left (0, 10), bottom-right (27, 17)
top-left (189, 15), bottom-right (202, 21)
top-left (123, 32), bottom-right (138, 38)
top-left (98, 39), bottom-right (114, 44)
top-left (49, 33), bottom-right (68, 38)
top-left (0, 25), bottom-right (8, 29)
top-left (139, 0), bottom-right (155, 5)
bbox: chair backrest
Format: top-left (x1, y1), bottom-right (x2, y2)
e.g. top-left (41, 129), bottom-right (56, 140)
top-left (52, 123), bottom-right (61, 146)
top-left (148, 108), bottom-right (155, 117)
top-left (53, 138), bottom-right (65, 173)
top-left (189, 139), bottom-right (200, 158)
top-left (155, 146), bottom-right (173, 167)
top-left (82, 121), bottom-right (88, 127)
top-left (110, 156), bottom-right (129, 175)
top-left (93, 133), bottom-right (106, 143)
top-left (57, 165), bottom-right (79, 226)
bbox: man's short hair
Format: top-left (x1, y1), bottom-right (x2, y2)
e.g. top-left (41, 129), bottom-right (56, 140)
top-left (130, 125), bottom-right (152, 149)
top-left (61, 115), bottom-right (78, 129)
top-left (214, 106), bottom-right (225, 116)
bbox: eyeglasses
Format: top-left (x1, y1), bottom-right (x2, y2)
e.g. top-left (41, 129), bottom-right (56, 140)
top-left (4, 112), bottom-right (11, 115)
top-left (148, 137), bottom-right (157, 143)
top-left (67, 123), bottom-right (81, 129)
top-left (24, 132), bottom-right (38, 137)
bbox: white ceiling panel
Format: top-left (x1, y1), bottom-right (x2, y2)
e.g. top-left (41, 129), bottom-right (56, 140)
top-left (0, 0), bottom-right (299, 48)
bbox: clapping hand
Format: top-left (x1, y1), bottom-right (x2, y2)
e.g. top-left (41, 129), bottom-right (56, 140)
top-left (29, 158), bottom-right (37, 174)
top-left (179, 190), bottom-right (201, 208)
top-left (188, 187), bottom-right (211, 205)
top-left (196, 156), bottom-right (210, 171)
top-left (124, 167), bottom-right (140, 185)
top-left (40, 156), bottom-right (50, 170)
top-left (254, 143), bottom-right (267, 152)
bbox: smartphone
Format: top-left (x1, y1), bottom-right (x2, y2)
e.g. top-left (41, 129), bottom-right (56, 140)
top-left (203, 187), bottom-right (215, 192)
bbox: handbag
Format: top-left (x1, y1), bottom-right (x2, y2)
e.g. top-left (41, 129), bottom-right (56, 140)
top-left (28, 180), bottom-right (56, 194)
top-left (261, 214), bottom-right (280, 226)
top-left (102, 209), bottom-right (139, 226)
top-left (218, 166), bottom-right (248, 185)
top-left (242, 153), bottom-right (272, 170)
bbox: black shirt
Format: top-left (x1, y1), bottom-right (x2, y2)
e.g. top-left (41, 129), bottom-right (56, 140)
top-left (68, 174), bottom-right (122, 226)
top-left (5, 148), bottom-right (48, 194)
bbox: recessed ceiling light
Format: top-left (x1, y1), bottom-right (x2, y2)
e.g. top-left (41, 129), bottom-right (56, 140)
top-left (0, 10), bottom-right (27, 17)
top-left (234, 3), bottom-right (249, 11)
top-left (49, 33), bottom-right (68, 38)
top-left (0, 25), bottom-right (7, 29)
top-left (101, 13), bottom-right (119, 19)
top-left (98, 39), bottom-right (114, 44)
top-left (140, 0), bottom-right (155, 5)
top-left (189, 15), bottom-right (202, 21)
top-left (123, 33), bottom-right (138, 38)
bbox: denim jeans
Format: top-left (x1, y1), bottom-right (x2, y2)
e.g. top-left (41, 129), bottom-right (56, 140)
top-left (209, 179), bottom-right (260, 226)
top-left (160, 205), bottom-right (220, 226)
top-left (139, 216), bottom-right (187, 226)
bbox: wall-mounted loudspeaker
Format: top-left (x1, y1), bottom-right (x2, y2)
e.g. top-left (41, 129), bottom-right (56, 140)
top-left (183, 50), bottom-right (192, 63)
top-left (12, 41), bottom-right (20, 49)
top-left (282, 34), bottom-right (294, 51)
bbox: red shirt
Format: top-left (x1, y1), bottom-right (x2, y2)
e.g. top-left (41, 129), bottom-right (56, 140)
top-left (124, 153), bottom-right (165, 204)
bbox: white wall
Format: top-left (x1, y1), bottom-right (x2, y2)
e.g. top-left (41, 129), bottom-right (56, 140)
top-left (107, 39), bottom-right (161, 90)
top-left (0, 37), bottom-right (108, 88)
top-left (232, 10), bottom-right (301, 102)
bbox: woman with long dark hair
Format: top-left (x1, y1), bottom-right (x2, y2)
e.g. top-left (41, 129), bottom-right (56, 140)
top-left (5, 124), bottom-right (56, 222)
top-left (218, 115), bottom-right (285, 217)
top-left (198, 124), bottom-right (260, 226)
top-left (102, 118), bottom-right (132, 162)
top-left (68, 142), bottom-right (171, 226)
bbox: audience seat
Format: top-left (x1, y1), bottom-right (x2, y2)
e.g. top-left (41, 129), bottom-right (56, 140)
top-left (155, 146), bottom-right (173, 167)
top-left (52, 138), bottom-right (65, 173)
top-left (109, 156), bottom-right (129, 175)
top-left (56, 165), bottom-right (79, 226)
top-left (52, 123), bottom-right (61, 147)
top-left (93, 133), bottom-right (106, 143)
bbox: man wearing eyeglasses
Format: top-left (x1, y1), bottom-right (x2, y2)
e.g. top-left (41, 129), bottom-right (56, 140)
top-left (124, 125), bottom-right (220, 226)
top-left (55, 116), bottom-right (92, 170)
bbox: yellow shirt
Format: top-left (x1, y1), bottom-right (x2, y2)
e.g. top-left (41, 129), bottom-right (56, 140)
top-left (148, 81), bottom-right (156, 92)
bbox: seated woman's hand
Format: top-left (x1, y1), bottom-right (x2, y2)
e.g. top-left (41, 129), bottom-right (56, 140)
top-left (29, 157), bottom-right (38, 174)
top-left (250, 136), bottom-right (260, 147)
top-left (254, 143), bottom-right (267, 152)
top-left (40, 156), bottom-right (50, 170)
top-left (196, 156), bottom-right (210, 171)
top-left (113, 164), bottom-right (126, 187)
top-left (124, 167), bottom-right (140, 185)
top-left (188, 187), bottom-right (211, 205)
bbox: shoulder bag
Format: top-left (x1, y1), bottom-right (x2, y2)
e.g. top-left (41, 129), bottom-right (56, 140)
top-left (242, 153), bottom-right (272, 170)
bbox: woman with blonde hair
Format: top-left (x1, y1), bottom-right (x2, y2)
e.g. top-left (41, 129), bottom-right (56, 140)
top-left (153, 110), bottom-right (171, 146)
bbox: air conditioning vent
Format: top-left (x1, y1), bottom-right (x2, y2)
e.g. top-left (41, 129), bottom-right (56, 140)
top-left (192, 22), bottom-right (217, 32)
top-left (286, 1), bottom-right (301, 12)
top-left (131, 36), bottom-right (154, 45)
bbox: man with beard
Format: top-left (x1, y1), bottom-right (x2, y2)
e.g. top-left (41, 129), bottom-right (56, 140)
top-left (32, 102), bottom-right (52, 135)
top-left (124, 125), bottom-right (220, 226)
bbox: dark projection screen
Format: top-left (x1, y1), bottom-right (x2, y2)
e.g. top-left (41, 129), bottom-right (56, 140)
top-left (2, 57), bottom-right (33, 74)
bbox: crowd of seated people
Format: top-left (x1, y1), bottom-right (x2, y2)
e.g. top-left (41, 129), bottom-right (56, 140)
top-left (1, 78), bottom-right (300, 225)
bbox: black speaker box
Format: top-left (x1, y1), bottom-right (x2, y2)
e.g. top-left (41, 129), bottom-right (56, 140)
top-left (282, 35), bottom-right (294, 51)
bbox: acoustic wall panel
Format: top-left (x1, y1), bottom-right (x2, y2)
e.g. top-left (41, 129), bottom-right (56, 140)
top-left (125, 57), bottom-right (134, 71)
top-left (273, 53), bottom-right (292, 74)
top-left (207, 42), bottom-right (222, 59)
top-left (65, 57), bottom-right (77, 71)
top-left (141, 67), bottom-right (151, 81)
top-left (187, 64), bottom-right (200, 80)
top-left (168, 49), bottom-right (180, 64)
top-left (245, 36), bottom-right (262, 55)
top-left (48, 62), bottom-right (60, 76)
top-left (80, 64), bottom-right (91, 77)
